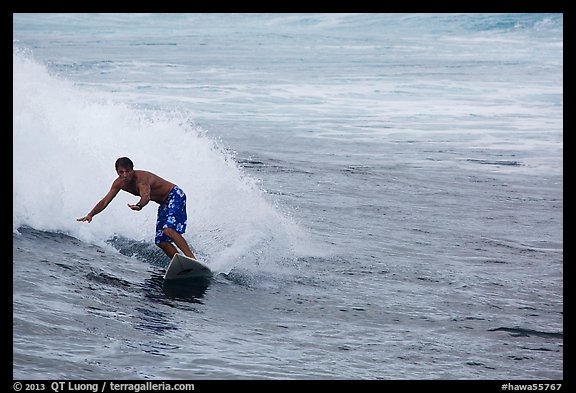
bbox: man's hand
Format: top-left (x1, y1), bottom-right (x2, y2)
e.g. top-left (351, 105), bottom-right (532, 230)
top-left (77, 215), bottom-right (93, 223)
top-left (127, 203), bottom-right (142, 211)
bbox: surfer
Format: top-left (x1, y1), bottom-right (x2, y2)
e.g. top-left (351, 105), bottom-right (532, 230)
top-left (77, 157), bottom-right (196, 260)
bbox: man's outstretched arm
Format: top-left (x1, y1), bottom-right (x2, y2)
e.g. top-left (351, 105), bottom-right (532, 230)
top-left (77, 183), bottom-right (121, 223)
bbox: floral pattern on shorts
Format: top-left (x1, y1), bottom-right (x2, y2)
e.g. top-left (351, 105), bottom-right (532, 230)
top-left (155, 185), bottom-right (187, 244)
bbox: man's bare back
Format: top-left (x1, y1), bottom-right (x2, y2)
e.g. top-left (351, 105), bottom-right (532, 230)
top-left (116, 170), bottom-right (175, 205)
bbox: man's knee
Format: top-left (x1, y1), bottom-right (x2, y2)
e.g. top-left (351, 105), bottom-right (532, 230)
top-left (162, 227), bottom-right (175, 236)
top-left (156, 241), bottom-right (169, 249)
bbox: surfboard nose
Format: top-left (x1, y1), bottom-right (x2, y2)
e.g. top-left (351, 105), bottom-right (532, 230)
top-left (164, 253), bottom-right (212, 280)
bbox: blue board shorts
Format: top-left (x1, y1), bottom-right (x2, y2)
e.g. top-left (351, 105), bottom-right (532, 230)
top-left (155, 185), bottom-right (188, 244)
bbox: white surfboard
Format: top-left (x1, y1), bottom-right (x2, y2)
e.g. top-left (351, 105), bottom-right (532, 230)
top-left (164, 253), bottom-right (212, 280)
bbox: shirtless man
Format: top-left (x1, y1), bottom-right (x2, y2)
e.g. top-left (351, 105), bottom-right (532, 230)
top-left (77, 157), bottom-right (195, 260)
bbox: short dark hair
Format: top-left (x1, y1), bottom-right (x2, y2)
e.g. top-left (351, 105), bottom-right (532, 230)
top-left (115, 157), bottom-right (134, 171)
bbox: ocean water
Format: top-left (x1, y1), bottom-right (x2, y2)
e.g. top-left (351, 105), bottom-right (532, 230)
top-left (13, 13), bottom-right (563, 380)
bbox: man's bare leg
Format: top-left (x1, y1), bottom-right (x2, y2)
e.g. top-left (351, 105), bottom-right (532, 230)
top-left (156, 241), bottom-right (179, 259)
top-left (162, 227), bottom-right (196, 259)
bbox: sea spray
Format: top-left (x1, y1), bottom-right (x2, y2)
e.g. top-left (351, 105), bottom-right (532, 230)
top-left (13, 48), bottom-right (308, 274)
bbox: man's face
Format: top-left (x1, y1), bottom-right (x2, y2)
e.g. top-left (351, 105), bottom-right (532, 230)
top-left (117, 166), bottom-right (134, 183)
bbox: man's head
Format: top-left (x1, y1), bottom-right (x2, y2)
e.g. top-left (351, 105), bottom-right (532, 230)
top-left (115, 157), bottom-right (134, 171)
top-left (115, 157), bottom-right (134, 183)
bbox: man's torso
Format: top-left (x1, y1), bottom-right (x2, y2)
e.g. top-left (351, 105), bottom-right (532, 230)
top-left (118, 170), bottom-right (175, 204)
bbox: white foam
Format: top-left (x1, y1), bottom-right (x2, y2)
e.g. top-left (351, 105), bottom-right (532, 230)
top-left (13, 48), bottom-right (310, 273)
